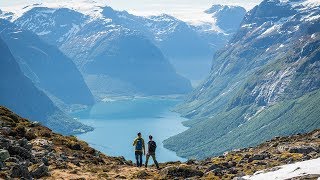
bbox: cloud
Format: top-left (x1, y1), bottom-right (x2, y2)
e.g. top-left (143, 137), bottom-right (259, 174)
top-left (0, 0), bottom-right (262, 24)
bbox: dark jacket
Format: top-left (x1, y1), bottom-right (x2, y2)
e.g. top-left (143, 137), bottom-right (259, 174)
top-left (147, 141), bottom-right (157, 155)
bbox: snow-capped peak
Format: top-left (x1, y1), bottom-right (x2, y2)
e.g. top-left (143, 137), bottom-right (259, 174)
top-left (148, 14), bottom-right (178, 22)
top-left (0, 0), bottom-right (110, 21)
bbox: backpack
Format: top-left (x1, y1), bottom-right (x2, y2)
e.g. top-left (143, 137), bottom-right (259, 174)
top-left (136, 138), bottom-right (143, 151)
top-left (149, 141), bottom-right (157, 153)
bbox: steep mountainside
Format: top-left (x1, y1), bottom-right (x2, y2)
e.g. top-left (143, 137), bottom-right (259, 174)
top-left (0, 106), bottom-right (319, 179)
top-left (164, 0), bottom-right (320, 159)
top-left (0, 37), bottom-right (92, 134)
top-left (0, 19), bottom-right (94, 108)
top-left (15, 7), bottom-right (192, 98)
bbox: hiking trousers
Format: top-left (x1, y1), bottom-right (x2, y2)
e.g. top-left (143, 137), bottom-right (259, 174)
top-left (145, 153), bottom-right (159, 169)
top-left (135, 151), bottom-right (143, 167)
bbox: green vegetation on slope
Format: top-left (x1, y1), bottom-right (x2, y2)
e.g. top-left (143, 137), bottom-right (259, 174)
top-left (164, 0), bottom-right (320, 159)
top-left (164, 89), bottom-right (320, 159)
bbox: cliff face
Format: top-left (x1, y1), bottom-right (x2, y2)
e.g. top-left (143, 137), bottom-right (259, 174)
top-left (0, 106), bottom-right (319, 179)
top-left (165, 0), bottom-right (320, 159)
top-left (0, 37), bottom-right (92, 135)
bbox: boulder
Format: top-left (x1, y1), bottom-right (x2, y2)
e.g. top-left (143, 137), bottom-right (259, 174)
top-left (17, 138), bottom-right (28, 147)
top-left (186, 159), bottom-right (200, 165)
top-left (289, 146), bottom-right (317, 154)
top-left (0, 149), bottom-right (10, 161)
top-left (29, 121), bottom-right (41, 127)
top-left (248, 153), bottom-right (270, 162)
top-left (160, 165), bottom-right (204, 179)
top-left (31, 139), bottom-right (53, 150)
top-left (212, 168), bottom-right (223, 176)
top-left (229, 167), bottom-right (238, 174)
top-left (11, 163), bottom-right (31, 179)
top-left (31, 163), bottom-right (49, 178)
top-left (42, 157), bottom-right (49, 166)
top-left (8, 145), bottom-right (32, 159)
top-left (1, 127), bottom-right (12, 135)
top-left (70, 143), bottom-right (81, 150)
top-left (205, 164), bottom-right (223, 173)
top-left (0, 161), bottom-right (4, 170)
top-left (0, 137), bottom-right (11, 149)
top-left (25, 130), bottom-right (37, 140)
top-left (17, 138), bottom-right (32, 150)
top-left (135, 170), bottom-right (149, 179)
top-left (5, 157), bottom-right (19, 163)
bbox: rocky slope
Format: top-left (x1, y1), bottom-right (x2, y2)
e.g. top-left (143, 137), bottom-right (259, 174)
top-left (0, 19), bottom-right (94, 109)
top-left (0, 37), bottom-right (92, 135)
top-left (0, 106), bottom-right (319, 179)
top-left (14, 7), bottom-right (192, 98)
top-left (165, 0), bottom-right (320, 159)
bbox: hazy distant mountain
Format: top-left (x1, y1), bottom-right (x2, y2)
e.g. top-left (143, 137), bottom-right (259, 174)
top-left (14, 7), bottom-right (88, 47)
top-left (205, 5), bottom-right (246, 33)
top-left (164, 0), bottom-right (320, 159)
top-left (15, 7), bottom-right (192, 98)
top-left (99, 7), bottom-right (236, 84)
top-left (0, 19), bottom-right (94, 108)
top-left (0, 36), bottom-right (92, 134)
top-left (99, 8), bottom-right (212, 59)
top-left (14, 5), bottom-right (245, 86)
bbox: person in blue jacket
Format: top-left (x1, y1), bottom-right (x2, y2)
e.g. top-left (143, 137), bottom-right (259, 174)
top-left (132, 132), bottom-right (145, 167)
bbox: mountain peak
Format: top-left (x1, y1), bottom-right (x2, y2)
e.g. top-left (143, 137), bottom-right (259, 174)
top-left (148, 14), bottom-right (179, 23)
top-left (101, 6), bottom-right (133, 21)
top-left (205, 4), bottom-right (246, 14)
top-left (101, 6), bottom-right (116, 17)
top-left (204, 4), bottom-right (246, 33)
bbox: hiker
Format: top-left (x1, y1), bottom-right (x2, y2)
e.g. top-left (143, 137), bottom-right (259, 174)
top-left (132, 132), bottom-right (145, 167)
top-left (145, 135), bottom-right (160, 169)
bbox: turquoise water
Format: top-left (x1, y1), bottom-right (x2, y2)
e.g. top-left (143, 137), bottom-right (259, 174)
top-left (72, 97), bottom-right (188, 163)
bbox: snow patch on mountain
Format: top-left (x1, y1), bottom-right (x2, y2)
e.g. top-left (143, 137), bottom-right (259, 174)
top-left (243, 158), bottom-right (320, 180)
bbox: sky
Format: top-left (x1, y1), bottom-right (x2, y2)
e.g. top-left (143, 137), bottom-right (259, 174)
top-left (0, 0), bottom-right (262, 24)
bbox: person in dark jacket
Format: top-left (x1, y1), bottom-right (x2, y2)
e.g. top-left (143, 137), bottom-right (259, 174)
top-left (133, 132), bottom-right (145, 167)
top-left (145, 135), bottom-right (160, 169)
